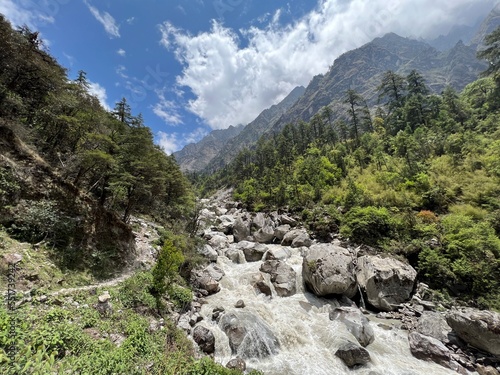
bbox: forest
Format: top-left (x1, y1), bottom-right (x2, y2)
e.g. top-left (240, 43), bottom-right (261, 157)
top-left (196, 27), bottom-right (500, 310)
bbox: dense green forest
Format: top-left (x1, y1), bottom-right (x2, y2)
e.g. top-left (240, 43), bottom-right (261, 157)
top-left (196, 28), bottom-right (500, 310)
top-left (0, 15), bottom-right (256, 374)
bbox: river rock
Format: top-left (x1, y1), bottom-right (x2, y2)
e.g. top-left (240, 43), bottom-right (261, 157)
top-left (253, 223), bottom-right (275, 244)
top-left (291, 232), bottom-right (312, 248)
top-left (198, 244), bottom-right (218, 262)
top-left (233, 216), bottom-right (251, 242)
top-left (208, 233), bottom-right (230, 251)
top-left (302, 244), bottom-right (357, 298)
top-left (329, 307), bottom-right (374, 347)
top-left (220, 311), bottom-right (280, 359)
top-left (273, 224), bottom-right (291, 241)
top-left (408, 332), bottom-right (465, 373)
top-left (203, 264), bottom-right (225, 281)
top-left (282, 229), bottom-right (307, 246)
top-left (416, 311), bottom-right (453, 344)
top-left (238, 241), bottom-right (268, 262)
top-left (264, 246), bottom-right (292, 261)
top-left (216, 215), bottom-right (235, 234)
top-left (476, 365), bottom-right (500, 375)
top-left (446, 308), bottom-right (500, 356)
top-left (335, 340), bottom-right (371, 367)
top-left (192, 326), bottom-right (215, 354)
top-left (225, 245), bottom-right (246, 264)
top-left (260, 260), bottom-right (297, 297)
top-left (226, 358), bottom-right (246, 371)
top-left (356, 255), bottom-right (417, 311)
top-left (280, 214), bottom-right (298, 227)
top-left (252, 273), bottom-right (273, 297)
top-left (192, 264), bottom-right (224, 295)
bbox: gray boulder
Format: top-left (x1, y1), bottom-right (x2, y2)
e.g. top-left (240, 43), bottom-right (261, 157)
top-left (446, 308), bottom-right (500, 356)
top-left (237, 241), bottom-right (268, 262)
top-left (356, 255), bottom-right (417, 311)
top-left (225, 245), bottom-right (246, 264)
top-left (252, 273), bottom-right (273, 297)
top-left (208, 233), bottom-right (230, 251)
top-left (264, 246), bottom-right (292, 261)
top-left (282, 229), bottom-right (307, 246)
top-left (192, 326), bottom-right (215, 354)
top-left (408, 332), bottom-right (465, 373)
top-left (416, 312), bottom-right (453, 344)
top-left (280, 214), bottom-right (298, 227)
top-left (220, 311), bottom-right (280, 359)
top-left (335, 340), bottom-right (371, 367)
top-left (273, 224), bottom-right (291, 241)
top-left (260, 260), bottom-right (297, 297)
top-left (330, 307), bottom-right (374, 347)
top-left (291, 232), bottom-right (312, 248)
top-left (226, 358), bottom-right (246, 371)
top-left (302, 244), bottom-right (357, 298)
top-left (198, 244), bottom-right (218, 262)
top-left (216, 215), bottom-right (235, 234)
top-left (233, 216), bottom-right (251, 242)
top-left (253, 224), bottom-right (275, 244)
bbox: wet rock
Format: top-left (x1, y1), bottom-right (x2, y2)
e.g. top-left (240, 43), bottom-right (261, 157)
top-left (253, 223), bottom-right (275, 244)
top-left (335, 340), bottom-right (371, 367)
top-left (252, 273), bottom-right (273, 297)
top-left (225, 245), bottom-right (246, 264)
top-left (198, 244), bottom-right (218, 262)
top-left (203, 264), bottom-right (225, 281)
top-left (220, 311), bottom-right (280, 359)
top-left (212, 306), bottom-right (225, 322)
top-left (446, 308), bottom-right (500, 356)
top-left (280, 214), bottom-right (298, 227)
top-left (356, 255), bottom-right (417, 311)
top-left (260, 260), bottom-right (297, 297)
top-left (329, 307), bottom-right (374, 347)
top-left (273, 225), bottom-right (291, 241)
top-left (216, 215), bottom-right (235, 234)
top-left (302, 244), bottom-right (357, 298)
top-left (226, 358), bottom-right (246, 371)
top-left (476, 365), bottom-right (500, 375)
top-left (193, 326), bottom-right (215, 354)
top-left (208, 233), bottom-right (230, 251)
top-left (235, 300), bottom-right (245, 308)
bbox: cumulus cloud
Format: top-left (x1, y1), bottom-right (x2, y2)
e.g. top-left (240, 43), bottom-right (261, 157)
top-left (117, 48), bottom-right (126, 57)
top-left (160, 0), bottom-right (497, 130)
top-left (88, 81), bottom-right (111, 111)
top-left (0, 0), bottom-right (56, 27)
top-left (84, 0), bottom-right (120, 38)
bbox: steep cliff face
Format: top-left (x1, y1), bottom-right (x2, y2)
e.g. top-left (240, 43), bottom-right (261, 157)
top-left (0, 123), bottom-right (135, 275)
top-left (470, 3), bottom-right (500, 50)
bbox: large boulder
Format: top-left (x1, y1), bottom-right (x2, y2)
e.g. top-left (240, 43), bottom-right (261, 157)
top-left (197, 244), bottom-right (218, 262)
top-left (253, 223), bottom-right (275, 244)
top-left (329, 307), bottom-right (374, 347)
top-left (208, 233), bottom-right (230, 251)
top-left (225, 245), bottom-right (246, 264)
top-left (252, 273), bottom-right (273, 297)
top-left (216, 215), bottom-right (235, 234)
top-left (273, 224), bottom-right (291, 241)
top-left (192, 264), bottom-right (225, 295)
top-left (446, 308), bottom-right (500, 356)
top-left (291, 232), bottom-right (312, 248)
top-left (260, 260), bottom-right (297, 297)
top-left (237, 241), bottom-right (268, 262)
top-left (192, 326), bottom-right (215, 354)
top-left (335, 340), bottom-right (371, 367)
top-left (416, 312), bottom-right (453, 344)
top-left (282, 229), bottom-right (307, 246)
top-left (233, 216), bottom-right (251, 242)
top-left (264, 246), bottom-right (292, 261)
top-left (251, 212), bottom-right (267, 231)
top-left (356, 255), bottom-right (417, 311)
top-left (219, 311), bottom-right (280, 359)
top-left (408, 332), bottom-right (465, 373)
top-left (302, 244), bottom-right (357, 298)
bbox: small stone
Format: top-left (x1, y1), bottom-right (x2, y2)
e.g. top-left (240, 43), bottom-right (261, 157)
top-left (235, 300), bottom-right (245, 308)
top-left (98, 292), bottom-right (111, 303)
top-left (4, 253), bottom-right (22, 265)
top-left (38, 295), bottom-right (48, 303)
top-left (226, 358), bottom-right (246, 371)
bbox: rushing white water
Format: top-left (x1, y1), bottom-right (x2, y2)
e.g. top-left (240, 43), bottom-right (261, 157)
top-left (196, 244), bottom-right (461, 375)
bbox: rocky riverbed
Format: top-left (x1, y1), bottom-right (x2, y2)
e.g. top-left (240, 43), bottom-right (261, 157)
top-left (178, 190), bottom-right (500, 375)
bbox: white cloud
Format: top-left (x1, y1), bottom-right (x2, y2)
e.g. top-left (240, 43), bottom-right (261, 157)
top-left (126, 17), bottom-right (136, 25)
top-left (84, 0), bottom-right (120, 38)
top-left (153, 96), bottom-right (183, 126)
top-left (0, 0), bottom-right (56, 28)
top-left (160, 0), bottom-right (497, 130)
top-left (117, 48), bottom-right (126, 57)
top-left (157, 128), bottom-right (209, 155)
top-left (157, 132), bottom-right (181, 155)
top-left (88, 81), bottom-right (111, 111)
top-left (116, 65), bottom-right (129, 79)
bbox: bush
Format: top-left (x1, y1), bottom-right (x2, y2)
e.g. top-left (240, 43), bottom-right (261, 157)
top-left (340, 206), bottom-right (396, 246)
top-left (168, 284), bottom-right (193, 310)
top-left (119, 271), bottom-right (156, 310)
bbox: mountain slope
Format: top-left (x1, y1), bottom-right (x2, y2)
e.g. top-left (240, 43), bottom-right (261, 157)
top-left (470, 3), bottom-right (500, 49)
top-left (205, 86), bottom-right (306, 171)
top-left (173, 125), bottom-right (244, 172)
top-left (270, 33), bottom-right (486, 134)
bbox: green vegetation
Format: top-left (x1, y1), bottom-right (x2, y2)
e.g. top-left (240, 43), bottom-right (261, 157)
top-left (196, 27), bottom-right (500, 309)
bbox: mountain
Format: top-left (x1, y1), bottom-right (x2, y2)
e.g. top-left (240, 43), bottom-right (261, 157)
top-left (269, 32), bottom-right (487, 134)
top-left (173, 125), bottom-right (244, 172)
top-left (427, 24), bottom-right (478, 51)
top-left (470, 3), bottom-right (500, 50)
top-left (205, 85), bottom-right (306, 171)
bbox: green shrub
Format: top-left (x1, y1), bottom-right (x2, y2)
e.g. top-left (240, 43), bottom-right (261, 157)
top-left (168, 284), bottom-right (193, 310)
top-left (340, 206), bottom-right (396, 246)
top-left (119, 271), bottom-right (156, 310)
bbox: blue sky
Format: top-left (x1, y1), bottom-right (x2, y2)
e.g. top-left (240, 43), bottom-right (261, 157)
top-left (0, 0), bottom-right (497, 154)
